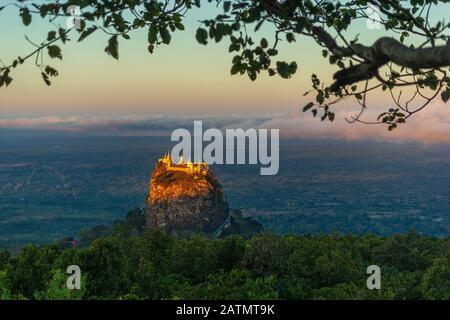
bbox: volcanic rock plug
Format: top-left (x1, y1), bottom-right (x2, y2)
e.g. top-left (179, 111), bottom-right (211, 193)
top-left (146, 154), bottom-right (229, 233)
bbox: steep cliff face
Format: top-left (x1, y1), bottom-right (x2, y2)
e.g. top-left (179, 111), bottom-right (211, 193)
top-left (146, 156), bottom-right (229, 233)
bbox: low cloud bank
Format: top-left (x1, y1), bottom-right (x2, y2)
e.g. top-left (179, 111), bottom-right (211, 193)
top-left (1, 102), bottom-right (449, 143)
top-left (0, 115), bottom-right (270, 136)
top-left (259, 100), bottom-right (450, 144)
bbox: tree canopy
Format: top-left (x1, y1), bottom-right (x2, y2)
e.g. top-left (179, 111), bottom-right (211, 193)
top-left (0, 0), bottom-right (449, 129)
top-left (1, 208), bottom-right (450, 299)
top-left (1, 227), bottom-right (450, 299)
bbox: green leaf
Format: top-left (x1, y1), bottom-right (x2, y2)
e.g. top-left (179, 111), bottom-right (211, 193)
top-left (47, 31), bottom-right (57, 41)
top-left (223, 1), bottom-right (231, 12)
top-left (316, 91), bottom-right (324, 104)
top-left (41, 72), bottom-right (51, 86)
top-left (175, 22), bottom-right (185, 31)
top-left (196, 28), bottom-right (208, 45)
top-left (303, 102), bottom-right (314, 112)
top-left (328, 112), bottom-right (335, 122)
top-left (104, 36), bottom-right (119, 60)
top-left (160, 28), bottom-right (171, 44)
top-left (148, 25), bottom-right (158, 44)
top-left (254, 19), bottom-right (264, 32)
top-left (286, 33), bottom-right (295, 43)
top-left (20, 8), bottom-right (32, 26)
top-left (39, 4), bottom-right (49, 17)
top-left (231, 64), bottom-right (240, 75)
top-left (442, 88), bottom-right (450, 103)
top-left (78, 26), bottom-right (98, 42)
top-left (1, 69), bottom-right (13, 87)
top-left (267, 49), bottom-right (278, 56)
top-left (289, 62), bottom-right (298, 74)
top-left (44, 66), bottom-right (58, 77)
top-left (228, 43), bottom-right (240, 52)
top-left (260, 38), bottom-right (268, 49)
top-left (276, 61), bottom-right (288, 78)
top-left (47, 45), bottom-right (62, 60)
top-left (59, 28), bottom-right (68, 44)
top-left (248, 71), bottom-right (257, 81)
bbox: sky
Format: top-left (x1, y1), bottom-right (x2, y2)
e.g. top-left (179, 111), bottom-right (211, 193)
top-left (0, 1), bottom-right (449, 142)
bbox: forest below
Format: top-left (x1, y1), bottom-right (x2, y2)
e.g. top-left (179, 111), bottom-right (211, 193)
top-left (1, 209), bottom-right (450, 300)
top-left (0, 209), bottom-right (450, 299)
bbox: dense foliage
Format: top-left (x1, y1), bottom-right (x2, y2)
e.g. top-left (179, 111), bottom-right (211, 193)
top-left (0, 210), bottom-right (449, 300)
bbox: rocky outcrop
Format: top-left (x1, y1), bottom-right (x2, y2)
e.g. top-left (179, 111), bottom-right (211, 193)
top-left (216, 210), bottom-right (264, 239)
top-left (146, 155), bottom-right (229, 233)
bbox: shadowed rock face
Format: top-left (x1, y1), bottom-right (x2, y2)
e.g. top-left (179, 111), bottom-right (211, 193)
top-left (146, 158), bottom-right (229, 233)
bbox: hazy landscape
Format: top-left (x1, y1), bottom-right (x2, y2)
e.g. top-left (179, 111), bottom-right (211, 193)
top-left (1, 132), bottom-right (450, 250)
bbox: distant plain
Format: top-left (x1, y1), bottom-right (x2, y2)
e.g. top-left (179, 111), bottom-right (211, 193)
top-left (1, 133), bottom-right (450, 250)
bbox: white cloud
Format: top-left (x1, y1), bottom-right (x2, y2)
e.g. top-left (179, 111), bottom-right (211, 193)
top-left (1, 102), bottom-right (449, 143)
top-left (258, 100), bottom-right (450, 143)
